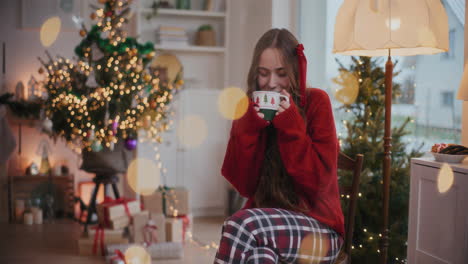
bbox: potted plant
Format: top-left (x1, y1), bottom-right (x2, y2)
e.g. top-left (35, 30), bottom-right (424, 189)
top-left (195, 24), bottom-right (216, 46)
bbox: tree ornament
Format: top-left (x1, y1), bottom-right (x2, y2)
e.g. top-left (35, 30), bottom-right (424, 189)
top-left (124, 138), bottom-right (137, 150)
top-left (136, 64), bottom-right (143, 72)
top-left (109, 141), bottom-right (115, 151)
top-left (79, 29), bottom-right (86, 37)
top-left (42, 117), bottom-right (53, 133)
top-left (91, 140), bottom-right (103, 152)
top-left (38, 67), bottom-right (44, 74)
top-left (87, 129), bottom-right (95, 140)
top-left (112, 120), bottom-right (119, 133)
top-left (98, 0), bottom-right (107, 4)
top-left (146, 51), bottom-right (155, 59)
top-left (85, 70), bottom-right (98, 87)
top-left (90, 13), bottom-right (97, 20)
top-left (143, 115), bottom-right (151, 128)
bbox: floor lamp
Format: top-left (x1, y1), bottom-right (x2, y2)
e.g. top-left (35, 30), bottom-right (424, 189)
top-left (458, 65), bottom-right (468, 145)
top-left (458, 65), bottom-right (468, 101)
top-left (333, 1), bottom-right (448, 263)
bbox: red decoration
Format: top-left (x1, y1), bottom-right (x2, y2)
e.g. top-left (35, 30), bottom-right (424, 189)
top-left (296, 44), bottom-right (307, 107)
top-left (92, 226), bottom-right (106, 256)
top-left (99, 196), bottom-right (134, 227)
top-left (143, 222), bottom-right (159, 246)
top-left (172, 215), bottom-right (190, 243)
top-left (255, 97), bottom-right (260, 104)
top-left (105, 11), bottom-right (113, 17)
top-left (271, 97), bottom-right (275, 104)
top-left (111, 250), bottom-right (126, 263)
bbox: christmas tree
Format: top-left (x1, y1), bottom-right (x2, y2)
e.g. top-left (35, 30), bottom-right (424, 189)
top-left (38, 0), bottom-right (182, 152)
top-left (333, 56), bottom-right (423, 264)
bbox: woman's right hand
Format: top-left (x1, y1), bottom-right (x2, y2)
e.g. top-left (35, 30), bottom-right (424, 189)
top-left (253, 105), bottom-right (266, 120)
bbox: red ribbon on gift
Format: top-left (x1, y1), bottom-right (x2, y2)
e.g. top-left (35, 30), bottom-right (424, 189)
top-left (110, 249), bottom-right (126, 264)
top-left (143, 220), bottom-right (159, 247)
top-left (100, 196), bottom-right (134, 227)
top-left (172, 215), bottom-right (190, 243)
top-left (92, 225), bottom-right (106, 256)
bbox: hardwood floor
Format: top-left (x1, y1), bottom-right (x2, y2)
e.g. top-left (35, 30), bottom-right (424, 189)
top-left (0, 216), bottom-right (225, 264)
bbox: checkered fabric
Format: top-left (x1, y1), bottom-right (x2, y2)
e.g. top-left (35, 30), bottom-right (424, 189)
top-left (214, 208), bottom-right (343, 264)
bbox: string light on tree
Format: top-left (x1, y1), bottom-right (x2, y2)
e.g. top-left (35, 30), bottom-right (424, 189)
top-left (38, 0), bottom-right (182, 152)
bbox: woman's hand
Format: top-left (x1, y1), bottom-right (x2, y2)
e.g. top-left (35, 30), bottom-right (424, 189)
top-left (253, 105), bottom-right (266, 120)
top-left (276, 89), bottom-right (291, 115)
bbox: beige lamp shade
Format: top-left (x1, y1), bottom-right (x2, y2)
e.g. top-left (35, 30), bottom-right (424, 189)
top-left (333, 0), bottom-right (449, 56)
top-left (457, 65), bottom-right (468, 100)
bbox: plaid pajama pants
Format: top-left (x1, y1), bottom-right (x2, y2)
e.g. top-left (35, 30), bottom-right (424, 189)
top-left (214, 208), bottom-right (343, 264)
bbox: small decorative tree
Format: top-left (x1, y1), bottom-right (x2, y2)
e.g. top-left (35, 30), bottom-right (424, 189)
top-left (334, 56), bottom-right (423, 264)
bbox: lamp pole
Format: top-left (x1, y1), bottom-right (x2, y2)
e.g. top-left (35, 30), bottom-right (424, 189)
top-left (380, 49), bottom-right (393, 264)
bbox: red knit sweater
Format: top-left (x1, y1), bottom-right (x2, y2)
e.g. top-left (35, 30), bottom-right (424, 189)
top-left (221, 88), bottom-right (344, 237)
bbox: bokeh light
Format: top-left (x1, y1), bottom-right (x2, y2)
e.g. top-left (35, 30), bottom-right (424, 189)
top-left (437, 163), bottom-right (454, 193)
top-left (127, 158), bottom-right (160, 196)
top-left (298, 232), bottom-right (331, 264)
top-left (332, 70), bottom-right (359, 105)
top-left (124, 245), bottom-right (151, 264)
top-left (385, 17), bottom-right (401, 31)
top-left (40, 17), bottom-right (61, 47)
top-left (217, 87), bottom-right (249, 120)
top-left (177, 114), bottom-right (207, 148)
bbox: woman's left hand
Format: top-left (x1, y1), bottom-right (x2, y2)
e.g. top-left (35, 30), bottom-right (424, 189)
top-left (276, 89), bottom-right (291, 115)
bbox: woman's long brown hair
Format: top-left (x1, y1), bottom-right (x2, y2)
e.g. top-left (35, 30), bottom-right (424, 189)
top-left (247, 28), bottom-right (309, 213)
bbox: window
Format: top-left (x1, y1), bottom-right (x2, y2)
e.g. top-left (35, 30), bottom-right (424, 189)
top-left (442, 91), bottom-right (454, 107)
top-left (442, 29), bottom-right (456, 59)
top-left (298, 0), bottom-right (463, 147)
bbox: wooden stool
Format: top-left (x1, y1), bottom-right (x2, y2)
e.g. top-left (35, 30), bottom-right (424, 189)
top-left (83, 174), bottom-right (120, 233)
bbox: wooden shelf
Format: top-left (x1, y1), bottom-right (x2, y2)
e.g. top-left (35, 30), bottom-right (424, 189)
top-left (6, 111), bottom-right (40, 126)
top-left (142, 8), bottom-right (226, 18)
top-left (154, 44), bottom-right (226, 53)
top-left (11, 175), bottom-right (73, 182)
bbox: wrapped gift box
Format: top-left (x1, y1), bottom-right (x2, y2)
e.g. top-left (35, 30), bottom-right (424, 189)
top-left (88, 228), bottom-right (127, 244)
top-left (142, 187), bottom-right (189, 216)
top-left (131, 211), bottom-right (149, 244)
top-left (106, 242), bottom-right (183, 260)
top-left (107, 215), bottom-right (131, 230)
top-left (141, 191), bottom-right (163, 215)
top-left (165, 217), bottom-right (183, 243)
top-left (183, 214), bottom-right (193, 242)
top-left (164, 187), bottom-right (189, 217)
top-left (131, 211), bottom-right (166, 244)
top-left (96, 198), bottom-right (140, 227)
top-left (150, 213), bottom-right (166, 244)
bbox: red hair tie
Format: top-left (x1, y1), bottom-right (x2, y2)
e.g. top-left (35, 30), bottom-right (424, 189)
top-left (296, 44), bottom-right (307, 107)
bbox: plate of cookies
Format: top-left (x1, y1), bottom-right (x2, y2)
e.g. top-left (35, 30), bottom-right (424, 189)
top-left (431, 143), bottom-right (468, 163)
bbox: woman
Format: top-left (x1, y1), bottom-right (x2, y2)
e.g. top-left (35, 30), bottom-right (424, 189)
top-left (214, 28), bottom-right (344, 264)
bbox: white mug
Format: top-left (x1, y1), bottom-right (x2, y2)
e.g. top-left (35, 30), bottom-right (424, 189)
top-left (252, 91), bottom-right (289, 121)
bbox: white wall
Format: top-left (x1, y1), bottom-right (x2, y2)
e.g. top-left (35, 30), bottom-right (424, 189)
top-left (298, 0), bottom-right (328, 90)
top-left (272, 0), bottom-right (298, 35)
top-left (227, 0), bottom-right (272, 89)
